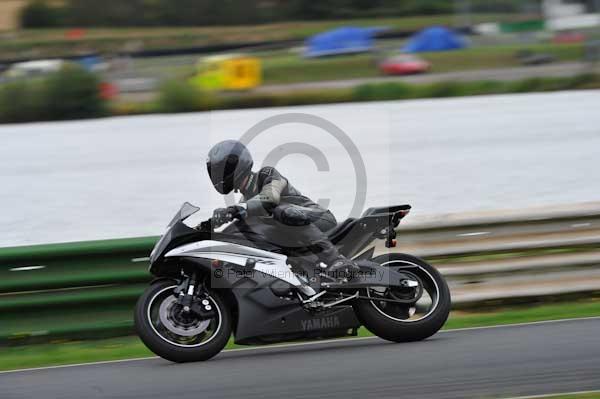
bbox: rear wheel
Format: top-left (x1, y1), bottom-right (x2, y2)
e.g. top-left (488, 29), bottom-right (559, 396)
top-left (353, 253), bottom-right (451, 342)
top-left (134, 280), bottom-right (232, 362)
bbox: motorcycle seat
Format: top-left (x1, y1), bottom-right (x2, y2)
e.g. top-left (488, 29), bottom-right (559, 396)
top-left (326, 218), bottom-right (356, 243)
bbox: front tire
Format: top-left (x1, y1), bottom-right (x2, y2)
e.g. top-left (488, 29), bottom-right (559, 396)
top-left (134, 280), bottom-right (232, 362)
top-left (353, 253), bottom-right (451, 342)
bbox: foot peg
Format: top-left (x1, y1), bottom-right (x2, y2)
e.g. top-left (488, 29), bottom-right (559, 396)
top-left (325, 257), bottom-right (360, 281)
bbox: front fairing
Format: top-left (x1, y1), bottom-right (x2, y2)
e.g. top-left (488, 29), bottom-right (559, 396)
top-left (149, 221), bottom-right (201, 264)
top-left (149, 202), bottom-right (202, 264)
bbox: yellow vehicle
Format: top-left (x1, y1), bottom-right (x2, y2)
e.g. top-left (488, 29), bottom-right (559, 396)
top-left (189, 54), bottom-right (261, 91)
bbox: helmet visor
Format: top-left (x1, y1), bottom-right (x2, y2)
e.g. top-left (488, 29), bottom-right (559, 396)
top-left (207, 156), bottom-right (239, 194)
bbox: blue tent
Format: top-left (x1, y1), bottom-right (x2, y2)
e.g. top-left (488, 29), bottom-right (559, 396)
top-left (304, 27), bottom-right (383, 58)
top-left (402, 26), bottom-right (466, 53)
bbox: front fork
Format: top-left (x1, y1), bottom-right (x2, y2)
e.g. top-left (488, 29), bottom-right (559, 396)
top-left (173, 273), bottom-right (216, 319)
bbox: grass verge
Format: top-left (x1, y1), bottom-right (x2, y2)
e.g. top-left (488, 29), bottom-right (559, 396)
top-left (260, 43), bottom-right (583, 85)
top-left (2, 298), bottom-right (600, 372)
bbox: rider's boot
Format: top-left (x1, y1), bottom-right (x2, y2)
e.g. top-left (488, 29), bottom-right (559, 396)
top-left (310, 239), bottom-right (360, 281)
top-left (326, 256), bottom-right (360, 281)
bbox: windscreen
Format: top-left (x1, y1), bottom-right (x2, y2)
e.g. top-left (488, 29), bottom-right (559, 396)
top-left (167, 202), bottom-right (200, 227)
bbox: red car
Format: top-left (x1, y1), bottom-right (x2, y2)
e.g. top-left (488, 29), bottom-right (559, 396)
top-left (379, 55), bottom-right (430, 75)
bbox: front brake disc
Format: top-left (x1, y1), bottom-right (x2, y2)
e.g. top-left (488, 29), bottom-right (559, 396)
top-left (159, 296), bottom-right (211, 337)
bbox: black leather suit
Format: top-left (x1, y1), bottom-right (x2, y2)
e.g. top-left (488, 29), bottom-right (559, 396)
top-left (223, 167), bottom-right (341, 264)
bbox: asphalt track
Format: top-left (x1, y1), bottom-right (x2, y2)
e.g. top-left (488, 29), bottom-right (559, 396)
top-left (2, 318), bottom-right (600, 399)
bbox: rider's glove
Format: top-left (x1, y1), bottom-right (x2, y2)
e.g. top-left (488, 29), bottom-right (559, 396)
top-left (212, 208), bottom-right (230, 227)
top-left (212, 206), bottom-right (247, 227)
top-left (227, 205), bottom-right (247, 220)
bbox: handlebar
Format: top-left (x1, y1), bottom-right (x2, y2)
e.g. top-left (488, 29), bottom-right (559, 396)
top-left (196, 213), bottom-right (237, 232)
top-left (197, 204), bottom-right (254, 232)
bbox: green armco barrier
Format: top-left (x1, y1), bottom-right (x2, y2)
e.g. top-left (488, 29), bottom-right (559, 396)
top-left (0, 236), bottom-right (158, 293)
top-left (0, 237), bottom-right (159, 345)
top-left (1, 211), bottom-right (596, 345)
top-left (0, 236), bottom-right (159, 263)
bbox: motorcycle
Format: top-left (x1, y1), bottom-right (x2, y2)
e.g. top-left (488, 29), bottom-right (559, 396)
top-left (134, 202), bottom-right (451, 362)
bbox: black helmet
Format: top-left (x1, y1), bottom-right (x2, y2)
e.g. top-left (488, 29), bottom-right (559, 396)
top-left (206, 140), bottom-right (253, 194)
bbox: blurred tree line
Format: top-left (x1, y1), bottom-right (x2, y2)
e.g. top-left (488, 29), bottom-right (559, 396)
top-left (21, 0), bottom-right (531, 28)
top-left (0, 65), bottom-right (106, 123)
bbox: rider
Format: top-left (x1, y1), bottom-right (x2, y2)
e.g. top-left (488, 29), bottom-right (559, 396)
top-left (206, 139), bottom-right (360, 278)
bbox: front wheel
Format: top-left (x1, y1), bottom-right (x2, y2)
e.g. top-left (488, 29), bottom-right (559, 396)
top-left (134, 280), bottom-right (232, 362)
top-left (353, 253), bottom-right (451, 342)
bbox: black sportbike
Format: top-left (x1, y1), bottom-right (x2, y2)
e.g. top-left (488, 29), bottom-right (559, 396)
top-left (134, 202), bottom-right (451, 362)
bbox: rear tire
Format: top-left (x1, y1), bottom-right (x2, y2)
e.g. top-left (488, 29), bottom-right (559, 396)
top-left (134, 280), bottom-right (232, 362)
top-left (353, 253), bottom-right (451, 342)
